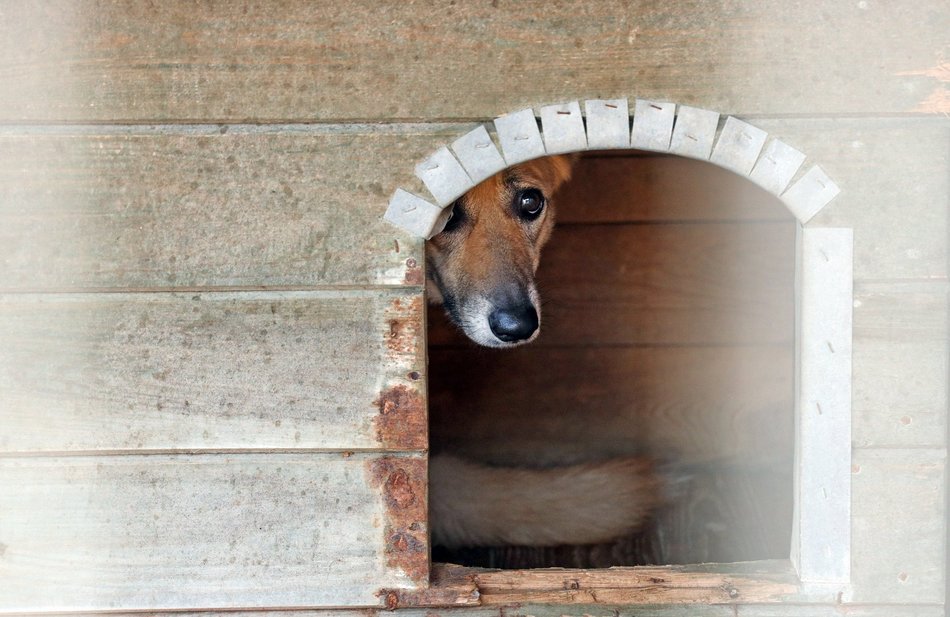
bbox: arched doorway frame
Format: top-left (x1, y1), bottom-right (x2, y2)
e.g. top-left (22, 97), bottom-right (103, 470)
top-left (385, 98), bottom-right (853, 593)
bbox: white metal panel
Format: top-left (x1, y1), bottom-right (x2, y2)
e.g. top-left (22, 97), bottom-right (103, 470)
top-left (710, 116), bottom-right (768, 176)
top-left (782, 165), bottom-right (841, 223)
top-left (540, 101), bottom-right (587, 154)
top-left (750, 139), bottom-right (806, 195)
top-left (584, 98), bottom-right (631, 149)
top-left (450, 124), bottom-right (508, 184)
top-left (631, 99), bottom-right (675, 152)
top-left (385, 189), bottom-right (451, 239)
top-left (669, 105), bottom-right (720, 160)
top-left (414, 146), bottom-right (474, 207)
top-left (493, 108), bottom-right (546, 165)
top-left (794, 227), bottom-right (853, 585)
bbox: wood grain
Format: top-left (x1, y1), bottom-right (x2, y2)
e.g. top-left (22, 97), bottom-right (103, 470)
top-left (554, 153), bottom-right (795, 223)
top-left (429, 345), bottom-right (793, 464)
top-left (0, 2), bottom-right (945, 121)
top-left (1, 121), bottom-right (945, 289)
top-left (0, 290), bottom-right (424, 452)
top-left (850, 448), bottom-right (946, 604)
top-left (0, 452), bottom-right (426, 610)
top-left (471, 560), bottom-right (798, 605)
top-left (0, 129), bottom-right (446, 290)
top-left (852, 282), bottom-right (949, 448)
top-left (428, 222), bottom-right (796, 347)
top-left (760, 118), bottom-right (949, 281)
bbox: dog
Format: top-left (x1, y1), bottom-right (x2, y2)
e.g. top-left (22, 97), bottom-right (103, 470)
top-left (427, 154), bottom-right (658, 549)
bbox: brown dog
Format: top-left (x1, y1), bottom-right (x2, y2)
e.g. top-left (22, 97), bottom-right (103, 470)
top-left (427, 155), bottom-right (658, 549)
top-left (425, 155), bottom-right (574, 347)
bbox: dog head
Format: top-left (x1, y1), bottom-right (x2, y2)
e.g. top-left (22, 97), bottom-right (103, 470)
top-left (426, 155), bottom-right (575, 347)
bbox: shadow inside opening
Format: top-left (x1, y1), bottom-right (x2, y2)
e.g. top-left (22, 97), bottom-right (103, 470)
top-left (428, 150), bottom-right (795, 569)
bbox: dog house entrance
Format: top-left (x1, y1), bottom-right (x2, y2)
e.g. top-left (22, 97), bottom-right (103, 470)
top-left (386, 99), bottom-right (852, 598)
top-left (428, 149), bottom-right (796, 568)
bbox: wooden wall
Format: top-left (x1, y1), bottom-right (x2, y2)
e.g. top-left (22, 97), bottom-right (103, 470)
top-left (0, 1), bottom-right (947, 615)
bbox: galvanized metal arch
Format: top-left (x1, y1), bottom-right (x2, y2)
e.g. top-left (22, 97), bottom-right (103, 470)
top-left (384, 98), bottom-right (840, 238)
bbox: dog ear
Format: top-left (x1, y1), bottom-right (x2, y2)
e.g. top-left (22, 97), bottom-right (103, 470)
top-left (518, 154), bottom-right (578, 195)
top-left (549, 153), bottom-right (579, 191)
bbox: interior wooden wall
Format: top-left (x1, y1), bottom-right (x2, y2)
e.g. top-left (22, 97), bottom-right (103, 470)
top-left (0, 1), bottom-right (946, 615)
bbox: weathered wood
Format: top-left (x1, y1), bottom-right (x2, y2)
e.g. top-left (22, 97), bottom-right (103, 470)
top-left (553, 153), bottom-right (796, 223)
top-left (0, 290), bottom-right (425, 452)
top-left (0, 129), bottom-right (446, 290)
top-left (735, 606), bottom-right (948, 617)
top-left (1, 121), bottom-right (944, 289)
top-left (429, 222), bottom-right (796, 347)
top-left (852, 281), bottom-right (949, 448)
top-left (757, 118), bottom-right (949, 280)
top-left (0, 453), bottom-right (427, 610)
top-left (429, 346), bottom-right (793, 464)
top-left (0, 2), bottom-right (945, 121)
top-left (850, 448), bottom-right (947, 604)
top-left (469, 560), bottom-right (798, 605)
top-left (393, 607), bottom-right (943, 617)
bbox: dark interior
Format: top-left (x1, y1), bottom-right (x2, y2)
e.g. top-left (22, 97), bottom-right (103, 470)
top-left (429, 151), bottom-right (796, 568)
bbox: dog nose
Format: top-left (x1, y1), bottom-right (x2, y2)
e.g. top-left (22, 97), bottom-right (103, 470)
top-left (488, 304), bottom-right (539, 342)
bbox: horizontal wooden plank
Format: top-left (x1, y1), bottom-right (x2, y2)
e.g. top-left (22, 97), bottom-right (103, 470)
top-left (554, 153), bottom-right (794, 223)
top-left (0, 290), bottom-right (425, 452)
top-left (429, 346), bottom-right (793, 464)
top-left (0, 129), bottom-right (447, 289)
top-left (0, 453), bottom-right (427, 610)
top-left (758, 118), bottom-right (949, 280)
top-left (2, 120), bottom-right (945, 289)
top-left (850, 448), bottom-right (946, 604)
top-left (429, 222), bottom-right (796, 347)
top-left (852, 282), bottom-right (949, 448)
top-left (469, 561), bottom-right (798, 605)
top-left (0, 2), bottom-right (945, 121)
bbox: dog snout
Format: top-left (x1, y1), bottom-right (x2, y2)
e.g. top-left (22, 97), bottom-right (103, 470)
top-left (488, 303), bottom-right (539, 343)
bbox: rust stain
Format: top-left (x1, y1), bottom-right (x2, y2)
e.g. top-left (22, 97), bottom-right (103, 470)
top-left (404, 257), bottom-right (424, 286)
top-left (897, 63), bottom-right (950, 114)
top-left (385, 295), bottom-right (424, 357)
top-left (378, 563), bottom-right (481, 609)
top-left (373, 384), bottom-right (427, 450)
top-left (368, 457), bottom-right (428, 590)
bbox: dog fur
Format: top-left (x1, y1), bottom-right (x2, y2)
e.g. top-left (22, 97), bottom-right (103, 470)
top-left (427, 155), bottom-right (658, 549)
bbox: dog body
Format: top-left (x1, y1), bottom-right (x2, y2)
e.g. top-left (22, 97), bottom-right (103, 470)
top-left (427, 155), bottom-right (658, 549)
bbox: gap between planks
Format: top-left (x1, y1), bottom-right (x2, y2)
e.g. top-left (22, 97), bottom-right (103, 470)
top-left (0, 115), bottom-right (945, 135)
top-left (0, 448), bottom-right (429, 459)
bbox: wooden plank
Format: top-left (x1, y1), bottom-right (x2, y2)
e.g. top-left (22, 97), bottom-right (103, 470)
top-left (429, 346), bottom-right (793, 464)
top-left (756, 118), bottom-right (949, 280)
top-left (428, 222), bottom-right (797, 347)
top-left (552, 154), bottom-right (796, 224)
top-left (737, 606), bottom-right (947, 617)
top-left (0, 129), bottom-right (446, 290)
top-left (2, 120), bottom-right (943, 289)
top-left (0, 453), bottom-right (427, 610)
top-left (0, 290), bottom-right (425, 453)
top-left (852, 281), bottom-right (949, 448)
top-left (850, 448), bottom-right (946, 604)
top-left (0, 2), bottom-right (945, 121)
top-left (469, 561), bottom-right (798, 605)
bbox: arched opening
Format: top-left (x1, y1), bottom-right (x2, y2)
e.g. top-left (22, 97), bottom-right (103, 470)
top-left (428, 149), bottom-right (796, 568)
top-left (385, 98), bottom-right (851, 586)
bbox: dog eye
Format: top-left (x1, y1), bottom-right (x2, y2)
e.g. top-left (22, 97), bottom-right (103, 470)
top-left (516, 188), bottom-right (545, 220)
